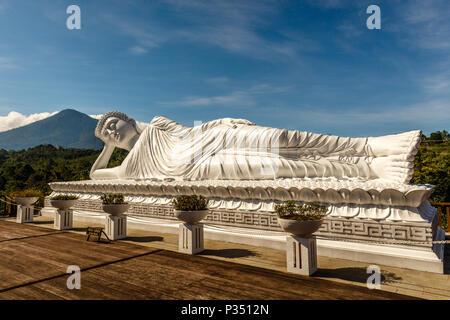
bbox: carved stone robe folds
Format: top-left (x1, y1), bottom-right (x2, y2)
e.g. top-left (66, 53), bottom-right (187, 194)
top-left (120, 116), bottom-right (376, 181)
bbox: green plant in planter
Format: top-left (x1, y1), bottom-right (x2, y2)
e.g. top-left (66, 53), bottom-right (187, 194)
top-left (100, 193), bottom-right (127, 205)
top-left (275, 200), bottom-right (327, 221)
top-left (173, 195), bottom-right (208, 211)
top-left (50, 195), bottom-right (79, 200)
top-left (9, 189), bottom-right (43, 198)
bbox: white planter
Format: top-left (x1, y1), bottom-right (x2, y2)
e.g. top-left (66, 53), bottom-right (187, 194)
top-left (15, 197), bottom-right (39, 206)
top-left (50, 199), bottom-right (77, 210)
top-left (277, 218), bottom-right (323, 237)
top-left (174, 210), bottom-right (209, 224)
top-left (102, 203), bottom-right (130, 216)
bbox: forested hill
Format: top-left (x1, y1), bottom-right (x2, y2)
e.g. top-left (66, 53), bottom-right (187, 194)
top-left (0, 145), bottom-right (128, 194)
top-left (0, 131), bottom-right (448, 201)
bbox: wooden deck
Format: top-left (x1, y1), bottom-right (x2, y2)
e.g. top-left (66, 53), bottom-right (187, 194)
top-left (0, 220), bottom-right (417, 300)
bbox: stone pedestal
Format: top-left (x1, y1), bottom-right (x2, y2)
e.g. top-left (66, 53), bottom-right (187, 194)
top-left (54, 209), bottom-right (73, 230)
top-left (105, 215), bottom-right (127, 240)
top-left (17, 205), bottom-right (34, 223)
top-left (179, 223), bottom-right (204, 254)
top-left (286, 235), bottom-right (318, 276)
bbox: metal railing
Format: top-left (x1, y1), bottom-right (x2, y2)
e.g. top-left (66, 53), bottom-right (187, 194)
top-left (431, 202), bottom-right (450, 232)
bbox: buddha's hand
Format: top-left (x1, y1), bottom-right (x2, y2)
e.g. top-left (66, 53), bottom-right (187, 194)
top-left (222, 118), bottom-right (255, 128)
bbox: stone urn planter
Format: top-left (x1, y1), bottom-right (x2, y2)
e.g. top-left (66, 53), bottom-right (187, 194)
top-left (277, 218), bottom-right (323, 237)
top-left (50, 199), bottom-right (77, 210)
top-left (275, 201), bottom-right (328, 276)
top-left (15, 197), bottom-right (39, 206)
top-left (100, 194), bottom-right (129, 240)
top-left (172, 194), bottom-right (209, 224)
top-left (102, 203), bottom-right (130, 216)
top-left (174, 209), bottom-right (209, 224)
top-left (173, 195), bottom-right (209, 254)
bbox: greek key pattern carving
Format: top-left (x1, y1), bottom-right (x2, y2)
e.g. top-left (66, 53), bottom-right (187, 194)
top-left (316, 219), bottom-right (432, 248)
top-left (44, 198), bottom-right (433, 248)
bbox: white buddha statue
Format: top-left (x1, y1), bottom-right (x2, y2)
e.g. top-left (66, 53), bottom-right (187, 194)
top-left (90, 111), bottom-right (421, 183)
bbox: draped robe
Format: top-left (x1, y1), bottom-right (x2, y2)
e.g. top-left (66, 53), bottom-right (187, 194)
top-left (119, 116), bottom-right (375, 181)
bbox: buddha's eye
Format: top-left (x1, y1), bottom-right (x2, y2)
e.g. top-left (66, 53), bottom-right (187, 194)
top-left (108, 122), bottom-right (117, 130)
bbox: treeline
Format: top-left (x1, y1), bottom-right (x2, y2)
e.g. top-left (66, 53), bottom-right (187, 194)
top-left (0, 145), bottom-right (127, 195)
top-left (412, 130), bottom-right (449, 202)
top-left (0, 131), bottom-right (448, 202)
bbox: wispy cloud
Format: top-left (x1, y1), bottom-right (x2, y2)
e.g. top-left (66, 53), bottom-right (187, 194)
top-left (0, 111), bottom-right (59, 132)
top-left (160, 84), bottom-right (291, 107)
top-left (266, 100), bottom-right (450, 129)
top-left (305, 0), bottom-right (354, 9)
top-left (205, 77), bottom-right (229, 84)
top-left (393, 0), bottom-right (450, 50)
top-left (0, 57), bottom-right (20, 70)
top-left (128, 45), bottom-right (148, 55)
top-left (104, 0), bottom-right (316, 62)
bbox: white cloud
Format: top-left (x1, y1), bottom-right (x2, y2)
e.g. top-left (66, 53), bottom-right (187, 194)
top-left (393, 0), bottom-right (450, 50)
top-left (0, 111), bottom-right (59, 132)
top-left (129, 46), bottom-right (148, 55)
top-left (89, 114), bottom-right (103, 120)
top-left (160, 84), bottom-right (290, 107)
top-left (0, 57), bottom-right (20, 70)
top-left (205, 77), bottom-right (229, 84)
top-left (104, 0), bottom-right (316, 62)
top-left (266, 100), bottom-right (450, 128)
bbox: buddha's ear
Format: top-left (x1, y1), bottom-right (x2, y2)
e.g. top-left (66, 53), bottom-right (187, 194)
top-left (135, 121), bottom-right (148, 134)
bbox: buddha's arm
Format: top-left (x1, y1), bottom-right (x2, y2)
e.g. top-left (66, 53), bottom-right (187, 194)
top-left (201, 118), bottom-right (255, 130)
top-left (90, 145), bottom-right (118, 180)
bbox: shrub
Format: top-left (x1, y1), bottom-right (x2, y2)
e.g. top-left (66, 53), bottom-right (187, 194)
top-left (172, 195), bottom-right (208, 211)
top-left (275, 201), bottom-right (328, 221)
top-left (9, 189), bottom-right (43, 198)
top-left (50, 195), bottom-right (79, 201)
top-left (100, 193), bottom-right (127, 205)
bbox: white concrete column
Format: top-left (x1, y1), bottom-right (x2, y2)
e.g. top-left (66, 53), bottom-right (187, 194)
top-left (105, 215), bottom-right (127, 240)
top-left (54, 209), bottom-right (73, 230)
top-left (17, 205), bottom-right (34, 223)
top-left (179, 223), bottom-right (204, 254)
top-left (286, 235), bottom-right (318, 276)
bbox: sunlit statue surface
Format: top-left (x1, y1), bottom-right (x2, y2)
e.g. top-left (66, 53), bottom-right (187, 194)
top-left (90, 111), bottom-right (421, 183)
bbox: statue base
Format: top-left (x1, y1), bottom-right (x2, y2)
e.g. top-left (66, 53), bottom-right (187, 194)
top-left (179, 223), bottom-right (204, 255)
top-left (54, 209), bottom-right (73, 230)
top-left (286, 235), bottom-right (318, 276)
top-left (17, 205), bottom-right (34, 223)
top-left (45, 179), bottom-right (445, 273)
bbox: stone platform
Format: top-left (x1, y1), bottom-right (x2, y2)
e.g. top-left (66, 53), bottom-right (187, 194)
top-left (45, 178), bottom-right (445, 273)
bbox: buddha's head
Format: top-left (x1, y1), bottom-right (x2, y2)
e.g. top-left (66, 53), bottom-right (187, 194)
top-left (95, 111), bottom-right (142, 151)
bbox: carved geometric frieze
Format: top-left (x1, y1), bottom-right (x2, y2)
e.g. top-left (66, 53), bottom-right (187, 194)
top-left (44, 196), bottom-right (434, 249)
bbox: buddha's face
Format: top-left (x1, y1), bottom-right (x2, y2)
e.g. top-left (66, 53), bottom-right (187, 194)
top-left (101, 117), bottom-right (139, 150)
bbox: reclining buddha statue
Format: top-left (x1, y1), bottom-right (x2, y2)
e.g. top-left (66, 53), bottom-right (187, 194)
top-left (90, 111), bottom-right (421, 184)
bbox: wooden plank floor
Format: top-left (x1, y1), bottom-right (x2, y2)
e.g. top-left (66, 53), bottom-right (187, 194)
top-left (0, 220), bottom-right (418, 300)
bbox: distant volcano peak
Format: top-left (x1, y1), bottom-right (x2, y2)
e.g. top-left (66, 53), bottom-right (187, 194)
top-left (0, 109), bottom-right (103, 150)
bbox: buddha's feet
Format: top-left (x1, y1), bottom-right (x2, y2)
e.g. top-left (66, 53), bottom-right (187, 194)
top-left (370, 154), bottom-right (415, 183)
top-left (367, 130), bottom-right (421, 157)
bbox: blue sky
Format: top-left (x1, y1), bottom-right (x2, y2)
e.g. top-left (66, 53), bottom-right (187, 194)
top-left (0, 0), bottom-right (449, 136)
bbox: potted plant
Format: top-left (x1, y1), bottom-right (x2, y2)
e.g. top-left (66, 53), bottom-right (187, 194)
top-left (10, 189), bottom-right (42, 206)
top-left (275, 201), bottom-right (328, 236)
top-left (101, 193), bottom-right (129, 216)
top-left (172, 195), bottom-right (209, 224)
top-left (50, 195), bottom-right (79, 210)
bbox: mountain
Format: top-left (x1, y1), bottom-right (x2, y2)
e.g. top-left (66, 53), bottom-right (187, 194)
top-left (0, 109), bottom-right (104, 150)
